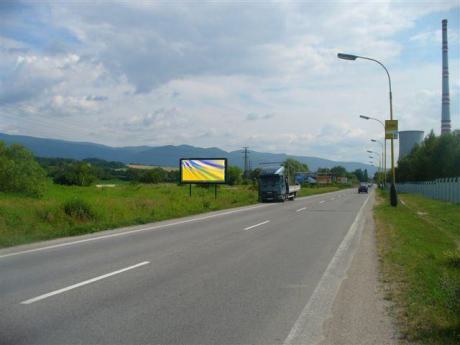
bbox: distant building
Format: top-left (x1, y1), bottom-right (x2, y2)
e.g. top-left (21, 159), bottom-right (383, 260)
top-left (453, 129), bottom-right (460, 136)
top-left (316, 174), bottom-right (333, 185)
top-left (336, 176), bottom-right (348, 184)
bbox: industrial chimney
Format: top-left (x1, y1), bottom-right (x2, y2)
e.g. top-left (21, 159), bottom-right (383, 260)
top-left (441, 19), bottom-right (451, 134)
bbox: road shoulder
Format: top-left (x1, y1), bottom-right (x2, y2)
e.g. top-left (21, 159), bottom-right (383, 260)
top-left (320, 191), bottom-right (399, 345)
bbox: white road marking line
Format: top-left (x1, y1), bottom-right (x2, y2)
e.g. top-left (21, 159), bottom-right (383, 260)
top-left (244, 220), bottom-right (270, 231)
top-left (21, 261), bottom-right (150, 305)
top-left (283, 193), bottom-right (370, 345)
top-left (0, 203), bottom-right (274, 259)
top-left (319, 200), bottom-right (325, 204)
top-left (330, 197), bottom-right (336, 201)
top-left (296, 207), bottom-right (307, 212)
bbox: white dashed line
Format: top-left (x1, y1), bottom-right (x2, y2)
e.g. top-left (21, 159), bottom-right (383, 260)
top-left (21, 261), bottom-right (150, 304)
top-left (244, 220), bottom-right (270, 231)
top-left (319, 200), bottom-right (325, 204)
top-left (296, 207), bottom-right (307, 212)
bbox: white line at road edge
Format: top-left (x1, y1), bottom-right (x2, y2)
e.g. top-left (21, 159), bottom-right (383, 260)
top-left (21, 261), bottom-right (150, 304)
top-left (319, 200), bottom-right (325, 204)
top-left (244, 220), bottom-right (270, 231)
top-left (0, 203), bottom-right (274, 259)
top-left (296, 207), bottom-right (307, 212)
top-left (283, 192), bottom-right (371, 345)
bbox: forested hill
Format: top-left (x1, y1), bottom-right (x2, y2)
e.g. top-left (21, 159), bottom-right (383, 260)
top-left (0, 132), bottom-right (376, 174)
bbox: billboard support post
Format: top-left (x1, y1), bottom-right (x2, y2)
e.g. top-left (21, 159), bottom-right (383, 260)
top-left (180, 158), bottom-right (227, 199)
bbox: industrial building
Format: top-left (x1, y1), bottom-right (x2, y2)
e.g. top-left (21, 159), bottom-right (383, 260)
top-left (398, 130), bottom-right (424, 160)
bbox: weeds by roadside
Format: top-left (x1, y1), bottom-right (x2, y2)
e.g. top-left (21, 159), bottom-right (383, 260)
top-left (375, 190), bottom-right (460, 345)
top-left (0, 183), bottom-right (346, 248)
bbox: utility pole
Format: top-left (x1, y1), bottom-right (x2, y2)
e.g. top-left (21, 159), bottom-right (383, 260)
top-left (242, 147), bottom-right (250, 178)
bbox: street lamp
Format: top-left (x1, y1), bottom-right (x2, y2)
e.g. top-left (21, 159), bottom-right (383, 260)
top-left (368, 147), bottom-right (383, 188)
top-left (371, 139), bottom-right (385, 188)
top-left (339, 52), bottom-right (397, 206)
top-left (360, 116), bottom-right (387, 185)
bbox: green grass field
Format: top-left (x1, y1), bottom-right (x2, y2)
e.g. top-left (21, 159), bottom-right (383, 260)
top-left (0, 183), bottom-right (258, 248)
top-left (0, 183), bottom-right (348, 248)
top-left (375, 190), bottom-right (460, 344)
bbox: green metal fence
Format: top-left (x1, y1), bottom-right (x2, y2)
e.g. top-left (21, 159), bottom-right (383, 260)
top-left (396, 177), bottom-right (460, 204)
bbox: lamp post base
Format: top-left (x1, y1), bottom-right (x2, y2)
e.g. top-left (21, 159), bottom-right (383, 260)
top-left (390, 183), bottom-right (398, 207)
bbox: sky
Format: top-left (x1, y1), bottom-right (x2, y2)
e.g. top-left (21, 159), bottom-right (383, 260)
top-left (0, 0), bottom-right (459, 164)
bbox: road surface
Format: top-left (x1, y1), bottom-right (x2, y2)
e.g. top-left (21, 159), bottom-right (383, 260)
top-left (0, 189), bottom-right (370, 345)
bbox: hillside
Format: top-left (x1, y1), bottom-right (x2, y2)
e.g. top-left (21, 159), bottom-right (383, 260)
top-left (0, 133), bottom-right (376, 174)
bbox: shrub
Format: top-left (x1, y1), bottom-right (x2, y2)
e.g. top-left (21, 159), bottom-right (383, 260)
top-left (139, 168), bottom-right (167, 183)
top-left (0, 142), bottom-right (47, 197)
top-left (227, 166), bottom-right (242, 185)
top-left (63, 198), bottom-right (95, 221)
top-left (53, 162), bottom-right (96, 186)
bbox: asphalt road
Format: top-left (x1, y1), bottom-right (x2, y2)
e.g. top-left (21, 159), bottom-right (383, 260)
top-left (0, 189), bottom-right (370, 345)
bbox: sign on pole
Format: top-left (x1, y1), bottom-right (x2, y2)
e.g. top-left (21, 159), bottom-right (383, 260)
top-left (385, 120), bottom-right (398, 139)
top-left (180, 158), bottom-right (227, 184)
top-left (180, 158), bottom-right (227, 198)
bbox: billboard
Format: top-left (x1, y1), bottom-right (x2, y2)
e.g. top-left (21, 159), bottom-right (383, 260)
top-left (180, 158), bottom-right (227, 184)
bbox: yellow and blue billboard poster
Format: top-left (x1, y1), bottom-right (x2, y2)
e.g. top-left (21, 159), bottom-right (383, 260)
top-left (180, 158), bottom-right (227, 184)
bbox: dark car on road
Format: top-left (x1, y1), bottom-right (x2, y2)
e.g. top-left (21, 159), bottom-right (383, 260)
top-left (358, 183), bottom-right (368, 194)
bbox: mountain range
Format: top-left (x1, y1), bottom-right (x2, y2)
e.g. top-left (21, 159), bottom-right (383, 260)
top-left (0, 132), bottom-right (376, 174)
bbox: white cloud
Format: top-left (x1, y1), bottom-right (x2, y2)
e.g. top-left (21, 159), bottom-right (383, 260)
top-left (0, 1), bottom-right (459, 163)
top-left (410, 27), bottom-right (460, 45)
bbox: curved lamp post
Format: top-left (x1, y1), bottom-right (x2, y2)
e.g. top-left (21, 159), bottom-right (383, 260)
top-left (368, 148), bottom-right (383, 187)
top-left (339, 53), bottom-right (397, 206)
top-left (371, 139), bottom-right (385, 188)
top-left (360, 115), bottom-right (387, 185)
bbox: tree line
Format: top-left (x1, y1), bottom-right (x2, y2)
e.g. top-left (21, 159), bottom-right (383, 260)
top-left (0, 140), bottom-right (368, 198)
top-left (397, 131), bottom-right (460, 182)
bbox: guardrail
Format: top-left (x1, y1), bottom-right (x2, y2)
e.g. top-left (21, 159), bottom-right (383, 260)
top-left (396, 177), bottom-right (460, 204)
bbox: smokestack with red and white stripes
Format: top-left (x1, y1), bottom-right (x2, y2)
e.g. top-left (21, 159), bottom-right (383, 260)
top-left (441, 19), bottom-right (451, 135)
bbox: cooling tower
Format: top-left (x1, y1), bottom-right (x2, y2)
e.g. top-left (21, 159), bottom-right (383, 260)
top-left (399, 130), bottom-right (424, 160)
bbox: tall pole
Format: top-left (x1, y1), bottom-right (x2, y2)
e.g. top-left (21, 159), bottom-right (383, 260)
top-left (368, 149), bottom-right (381, 186)
top-left (388, 79), bottom-right (397, 206)
top-left (358, 57), bottom-right (396, 194)
top-left (381, 149), bottom-right (384, 187)
top-left (371, 139), bottom-right (385, 188)
top-left (441, 19), bottom-right (451, 134)
top-left (340, 52), bottom-right (397, 206)
top-left (384, 140), bottom-right (387, 186)
top-left (362, 116), bottom-right (387, 186)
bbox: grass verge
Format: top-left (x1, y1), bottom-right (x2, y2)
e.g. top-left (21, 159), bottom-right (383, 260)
top-left (0, 183), bottom-right (344, 248)
top-left (374, 190), bottom-right (460, 344)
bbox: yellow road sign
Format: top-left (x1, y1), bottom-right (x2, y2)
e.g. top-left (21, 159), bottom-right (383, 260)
top-left (385, 120), bottom-right (398, 139)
